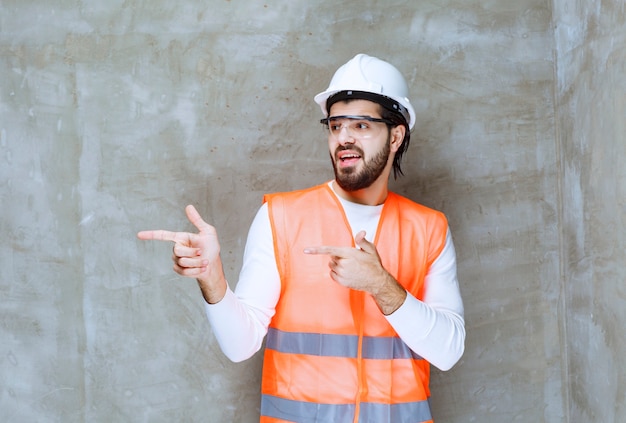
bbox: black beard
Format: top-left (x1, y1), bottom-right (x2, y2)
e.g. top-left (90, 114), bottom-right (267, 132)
top-left (332, 137), bottom-right (391, 192)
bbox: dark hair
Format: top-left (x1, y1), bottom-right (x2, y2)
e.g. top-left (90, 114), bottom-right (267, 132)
top-left (326, 91), bottom-right (411, 179)
top-left (380, 105), bottom-right (410, 179)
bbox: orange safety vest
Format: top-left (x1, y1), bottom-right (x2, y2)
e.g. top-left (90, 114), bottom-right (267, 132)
top-left (260, 183), bottom-right (448, 423)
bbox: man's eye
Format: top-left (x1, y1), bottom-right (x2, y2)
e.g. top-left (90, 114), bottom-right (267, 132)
top-left (330, 124), bottom-right (341, 131)
top-left (355, 122), bottom-right (369, 130)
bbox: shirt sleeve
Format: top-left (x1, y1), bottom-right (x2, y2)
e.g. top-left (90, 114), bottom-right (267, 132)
top-left (384, 228), bottom-right (466, 371)
top-left (204, 203), bottom-right (279, 362)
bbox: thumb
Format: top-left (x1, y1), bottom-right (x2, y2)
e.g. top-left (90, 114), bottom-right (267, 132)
top-left (185, 205), bottom-right (211, 232)
top-left (354, 230), bottom-right (376, 254)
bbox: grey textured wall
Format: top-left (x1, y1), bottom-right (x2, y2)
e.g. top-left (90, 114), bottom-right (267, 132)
top-left (554, 0), bottom-right (626, 421)
top-left (1, 1), bottom-right (624, 422)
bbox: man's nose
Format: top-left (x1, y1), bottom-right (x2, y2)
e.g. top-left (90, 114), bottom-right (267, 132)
top-left (336, 125), bottom-right (355, 144)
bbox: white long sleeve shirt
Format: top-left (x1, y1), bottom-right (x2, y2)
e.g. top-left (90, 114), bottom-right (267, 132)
top-left (205, 183), bottom-right (465, 371)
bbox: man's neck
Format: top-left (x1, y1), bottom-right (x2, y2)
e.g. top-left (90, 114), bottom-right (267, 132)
top-left (331, 178), bottom-right (389, 206)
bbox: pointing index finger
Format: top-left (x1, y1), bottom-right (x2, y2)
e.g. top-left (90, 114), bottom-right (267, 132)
top-left (303, 246), bottom-right (353, 257)
top-left (137, 230), bottom-right (188, 243)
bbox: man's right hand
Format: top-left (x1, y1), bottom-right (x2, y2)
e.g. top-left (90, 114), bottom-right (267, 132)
top-left (137, 205), bottom-right (227, 304)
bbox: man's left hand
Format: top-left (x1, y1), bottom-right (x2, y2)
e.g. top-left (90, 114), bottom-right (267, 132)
top-left (304, 231), bottom-right (407, 315)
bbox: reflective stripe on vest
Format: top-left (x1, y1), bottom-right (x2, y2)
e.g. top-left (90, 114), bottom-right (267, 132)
top-left (261, 394), bottom-right (433, 423)
top-left (266, 327), bottom-right (423, 360)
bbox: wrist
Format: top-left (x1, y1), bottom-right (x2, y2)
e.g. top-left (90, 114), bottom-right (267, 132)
top-left (198, 277), bottom-right (227, 304)
top-left (373, 274), bottom-right (407, 315)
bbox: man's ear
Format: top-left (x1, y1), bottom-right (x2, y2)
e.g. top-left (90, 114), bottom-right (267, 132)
top-left (390, 125), bottom-right (406, 152)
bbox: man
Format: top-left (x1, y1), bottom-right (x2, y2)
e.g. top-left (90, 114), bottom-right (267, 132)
top-left (138, 54), bottom-right (465, 423)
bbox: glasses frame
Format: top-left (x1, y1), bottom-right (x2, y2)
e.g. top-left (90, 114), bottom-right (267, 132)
top-left (320, 115), bottom-right (396, 127)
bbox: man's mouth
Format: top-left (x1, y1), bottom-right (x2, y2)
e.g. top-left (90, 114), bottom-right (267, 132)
top-left (336, 150), bottom-right (362, 167)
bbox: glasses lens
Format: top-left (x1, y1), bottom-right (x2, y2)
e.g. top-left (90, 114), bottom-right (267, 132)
top-left (321, 115), bottom-right (391, 139)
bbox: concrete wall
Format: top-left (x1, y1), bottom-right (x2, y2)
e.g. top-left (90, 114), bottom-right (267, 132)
top-left (554, 0), bottom-right (626, 421)
top-left (0, 1), bottom-right (622, 422)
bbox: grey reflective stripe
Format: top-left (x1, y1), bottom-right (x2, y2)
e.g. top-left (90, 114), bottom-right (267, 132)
top-left (261, 394), bottom-right (432, 423)
top-left (362, 336), bottom-right (423, 360)
top-left (266, 327), bottom-right (423, 360)
top-left (261, 395), bottom-right (355, 422)
top-left (266, 328), bottom-right (358, 357)
top-left (359, 400), bottom-right (432, 423)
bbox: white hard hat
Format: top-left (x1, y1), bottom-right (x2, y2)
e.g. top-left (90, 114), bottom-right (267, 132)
top-left (314, 54), bottom-right (415, 129)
